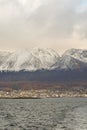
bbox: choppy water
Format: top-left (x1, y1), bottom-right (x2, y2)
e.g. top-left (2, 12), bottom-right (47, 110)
top-left (0, 98), bottom-right (87, 130)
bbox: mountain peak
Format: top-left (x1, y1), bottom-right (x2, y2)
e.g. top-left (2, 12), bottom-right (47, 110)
top-left (0, 48), bottom-right (60, 71)
top-left (63, 48), bottom-right (87, 63)
top-left (0, 48), bottom-right (87, 71)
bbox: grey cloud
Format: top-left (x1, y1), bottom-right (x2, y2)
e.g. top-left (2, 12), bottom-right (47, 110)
top-left (76, 10), bottom-right (87, 38)
top-left (0, 0), bottom-right (87, 52)
top-left (27, 0), bottom-right (77, 38)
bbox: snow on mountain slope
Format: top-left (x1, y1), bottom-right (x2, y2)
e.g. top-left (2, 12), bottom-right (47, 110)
top-left (0, 48), bottom-right (87, 71)
top-left (64, 48), bottom-right (87, 63)
top-left (58, 48), bottom-right (87, 70)
top-left (0, 48), bottom-right (60, 71)
top-left (60, 55), bottom-right (84, 70)
top-left (30, 48), bottom-right (60, 70)
top-left (1, 50), bottom-right (31, 71)
top-left (0, 51), bottom-right (11, 66)
top-left (51, 48), bottom-right (87, 70)
top-left (51, 54), bottom-right (83, 70)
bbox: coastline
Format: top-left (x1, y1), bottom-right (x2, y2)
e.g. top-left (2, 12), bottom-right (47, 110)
top-left (0, 89), bottom-right (87, 99)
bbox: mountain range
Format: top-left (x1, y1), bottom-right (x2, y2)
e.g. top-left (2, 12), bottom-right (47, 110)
top-left (0, 48), bottom-right (87, 82)
top-left (0, 47), bottom-right (87, 91)
top-left (0, 48), bottom-right (87, 71)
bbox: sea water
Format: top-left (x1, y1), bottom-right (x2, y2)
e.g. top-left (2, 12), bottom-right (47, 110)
top-left (0, 98), bottom-right (87, 130)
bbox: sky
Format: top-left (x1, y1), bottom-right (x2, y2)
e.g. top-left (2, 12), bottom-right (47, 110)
top-left (0, 0), bottom-right (87, 54)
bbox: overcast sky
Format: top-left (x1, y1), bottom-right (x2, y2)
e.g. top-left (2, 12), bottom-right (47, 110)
top-left (0, 0), bottom-right (87, 53)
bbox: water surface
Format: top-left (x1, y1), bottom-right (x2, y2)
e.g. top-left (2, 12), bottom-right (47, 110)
top-left (0, 98), bottom-right (87, 130)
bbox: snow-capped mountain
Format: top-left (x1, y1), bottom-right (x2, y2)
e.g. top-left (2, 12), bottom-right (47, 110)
top-left (49, 48), bottom-right (87, 70)
top-left (61, 49), bottom-right (87, 69)
top-left (0, 51), bottom-right (11, 66)
top-left (0, 48), bottom-right (60, 71)
top-left (63, 48), bottom-right (87, 63)
top-left (0, 48), bottom-right (87, 72)
top-left (59, 48), bottom-right (87, 70)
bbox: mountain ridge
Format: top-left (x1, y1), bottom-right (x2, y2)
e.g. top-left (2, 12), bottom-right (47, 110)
top-left (0, 48), bottom-right (87, 71)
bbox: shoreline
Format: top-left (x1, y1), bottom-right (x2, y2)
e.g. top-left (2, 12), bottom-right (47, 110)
top-left (0, 89), bottom-right (87, 99)
top-left (0, 97), bottom-right (41, 99)
top-left (0, 96), bottom-right (87, 99)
